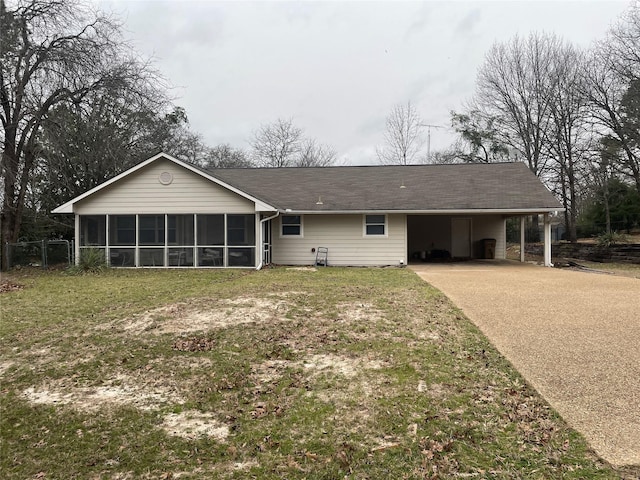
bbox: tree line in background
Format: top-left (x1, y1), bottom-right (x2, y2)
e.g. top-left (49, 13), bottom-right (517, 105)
top-left (442, 3), bottom-right (640, 242)
top-left (376, 3), bottom-right (640, 242)
top-left (0, 0), bottom-right (335, 257)
top-left (2, 0), bottom-right (639, 263)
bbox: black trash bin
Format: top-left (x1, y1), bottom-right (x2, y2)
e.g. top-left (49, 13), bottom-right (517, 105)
top-left (482, 239), bottom-right (496, 259)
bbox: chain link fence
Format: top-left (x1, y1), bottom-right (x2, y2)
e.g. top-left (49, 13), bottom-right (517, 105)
top-left (3, 240), bottom-right (74, 269)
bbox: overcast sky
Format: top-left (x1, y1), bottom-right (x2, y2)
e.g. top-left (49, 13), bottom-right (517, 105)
top-left (99, 0), bottom-right (630, 165)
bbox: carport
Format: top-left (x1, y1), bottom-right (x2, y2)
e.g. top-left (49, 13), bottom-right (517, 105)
top-left (407, 212), bottom-right (555, 266)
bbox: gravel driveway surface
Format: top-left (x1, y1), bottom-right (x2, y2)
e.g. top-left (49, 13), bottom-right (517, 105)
top-left (411, 261), bottom-right (640, 467)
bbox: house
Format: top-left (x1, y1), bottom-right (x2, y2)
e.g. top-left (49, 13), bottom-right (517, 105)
top-left (52, 152), bottom-right (563, 268)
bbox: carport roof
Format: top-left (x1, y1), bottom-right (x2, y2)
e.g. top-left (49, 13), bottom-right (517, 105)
top-left (208, 161), bottom-right (563, 213)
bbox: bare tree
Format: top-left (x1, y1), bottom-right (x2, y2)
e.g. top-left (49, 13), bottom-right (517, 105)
top-left (0, 0), bottom-right (165, 263)
top-left (376, 101), bottom-right (425, 165)
top-left (250, 118), bottom-right (303, 167)
top-left (605, 2), bottom-right (640, 83)
top-left (202, 144), bottom-right (253, 169)
top-left (469, 33), bottom-right (579, 242)
top-left (545, 45), bottom-right (593, 242)
top-left (583, 4), bottom-right (640, 193)
top-left (427, 147), bottom-right (461, 165)
top-left (296, 138), bottom-right (336, 167)
top-left (250, 118), bottom-right (336, 167)
top-left (473, 33), bottom-right (567, 177)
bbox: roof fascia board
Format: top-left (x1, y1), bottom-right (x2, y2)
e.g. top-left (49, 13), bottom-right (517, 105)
top-left (280, 208), bottom-right (564, 215)
top-left (52, 152), bottom-right (277, 213)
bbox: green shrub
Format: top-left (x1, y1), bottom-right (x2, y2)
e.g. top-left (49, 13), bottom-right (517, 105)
top-left (68, 248), bottom-right (108, 274)
top-left (596, 231), bottom-right (629, 247)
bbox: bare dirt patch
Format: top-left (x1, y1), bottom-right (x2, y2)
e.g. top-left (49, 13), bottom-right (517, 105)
top-left (249, 353), bottom-right (386, 389)
top-left (161, 411), bottom-right (229, 441)
top-left (303, 353), bottom-right (385, 378)
top-left (250, 359), bottom-right (292, 386)
top-left (335, 302), bottom-right (384, 324)
top-left (105, 295), bottom-right (293, 335)
top-left (0, 360), bottom-right (14, 377)
top-left (23, 374), bottom-right (183, 412)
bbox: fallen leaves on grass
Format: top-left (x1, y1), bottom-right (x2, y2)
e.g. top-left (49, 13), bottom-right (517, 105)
top-left (0, 280), bottom-right (24, 293)
top-left (172, 337), bottom-right (216, 352)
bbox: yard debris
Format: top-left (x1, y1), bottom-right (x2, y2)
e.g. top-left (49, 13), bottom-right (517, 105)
top-left (371, 442), bottom-right (401, 453)
top-left (172, 337), bottom-right (216, 352)
top-left (0, 280), bottom-right (24, 293)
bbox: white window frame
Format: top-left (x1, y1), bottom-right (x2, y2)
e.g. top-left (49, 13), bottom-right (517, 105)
top-left (280, 214), bottom-right (303, 237)
top-left (363, 214), bottom-right (387, 237)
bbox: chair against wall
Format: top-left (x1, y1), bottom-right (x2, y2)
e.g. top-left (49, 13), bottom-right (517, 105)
top-left (315, 247), bottom-right (328, 266)
top-left (202, 248), bottom-right (222, 266)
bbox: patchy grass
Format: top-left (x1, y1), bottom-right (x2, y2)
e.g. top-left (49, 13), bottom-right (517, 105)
top-left (1, 267), bottom-right (635, 479)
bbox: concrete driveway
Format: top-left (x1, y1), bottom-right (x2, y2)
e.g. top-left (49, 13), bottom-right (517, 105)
top-left (411, 261), bottom-right (640, 467)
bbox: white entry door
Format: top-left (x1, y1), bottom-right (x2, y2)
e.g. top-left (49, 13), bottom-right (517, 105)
top-left (451, 218), bottom-right (472, 258)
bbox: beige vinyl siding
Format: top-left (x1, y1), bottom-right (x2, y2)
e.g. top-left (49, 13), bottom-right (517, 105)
top-left (271, 214), bottom-right (406, 266)
top-left (470, 215), bottom-right (506, 259)
top-left (75, 159), bottom-right (254, 215)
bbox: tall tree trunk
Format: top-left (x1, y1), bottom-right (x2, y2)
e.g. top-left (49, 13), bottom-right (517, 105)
top-left (567, 154), bottom-right (578, 243)
top-left (604, 179), bottom-right (611, 234)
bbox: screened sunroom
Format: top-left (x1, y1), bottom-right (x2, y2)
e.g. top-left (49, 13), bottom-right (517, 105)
top-left (78, 213), bottom-right (257, 267)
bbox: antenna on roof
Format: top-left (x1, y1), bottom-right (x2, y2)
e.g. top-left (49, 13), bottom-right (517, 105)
top-left (316, 196), bottom-right (324, 205)
top-left (418, 123), bottom-right (445, 163)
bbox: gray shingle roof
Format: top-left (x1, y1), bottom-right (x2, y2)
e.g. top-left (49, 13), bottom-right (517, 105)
top-left (207, 162), bottom-right (562, 212)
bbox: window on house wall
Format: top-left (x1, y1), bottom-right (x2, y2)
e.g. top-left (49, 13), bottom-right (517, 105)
top-left (78, 213), bottom-right (256, 268)
top-left (109, 215), bottom-right (136, 245)
top-left (228, 248), bottom-right (255, 267)
top-left (227, 214), bottom-right (255, 266)
top-left (227, 214), bottom-right (255, 246)
top-left (80, 215), bottom-right (106, 246)
top-left (197, 247), bottom-right (223, 266)
top-left (168, 215), bottom-right (195, 267)
top-left (139, 248), bottom-right (164, 267)
top-left (281, 215), bottom-right (302, 236)
top-left (109, 248), bottom-right (135, 267)
top-left (364, 214), bottom-right (386, 236)
top-left (139, 215), bottom-right (165, 245)
top-left (169, 248), bottom-right (194, 267)
top-left (168, 215), bottom-right (194, 246)
top-left (197, 215), bottom-right (225, 246)
top-left (79, 215), bottom-right (107, 264)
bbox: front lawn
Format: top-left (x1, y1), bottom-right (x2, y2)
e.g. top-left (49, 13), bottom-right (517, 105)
top-left (0, 267), bottom-right (629, 478)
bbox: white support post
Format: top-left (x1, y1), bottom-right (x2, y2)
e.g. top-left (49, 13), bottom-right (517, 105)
top-left (520, 216), bottom-right (526, 263)
top-left (74, 214), bottom-right (80, 265)
top-left (544, 213), bottom-right (552, 267)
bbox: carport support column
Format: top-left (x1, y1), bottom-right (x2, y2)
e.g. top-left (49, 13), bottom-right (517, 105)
top-left (520, 216), bottom-right (526, 263)
top-left (543, 213), bottom-right (552, 267)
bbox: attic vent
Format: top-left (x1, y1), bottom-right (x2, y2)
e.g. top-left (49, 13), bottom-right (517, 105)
top-left (159, 171), bottom-right (173, 185)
